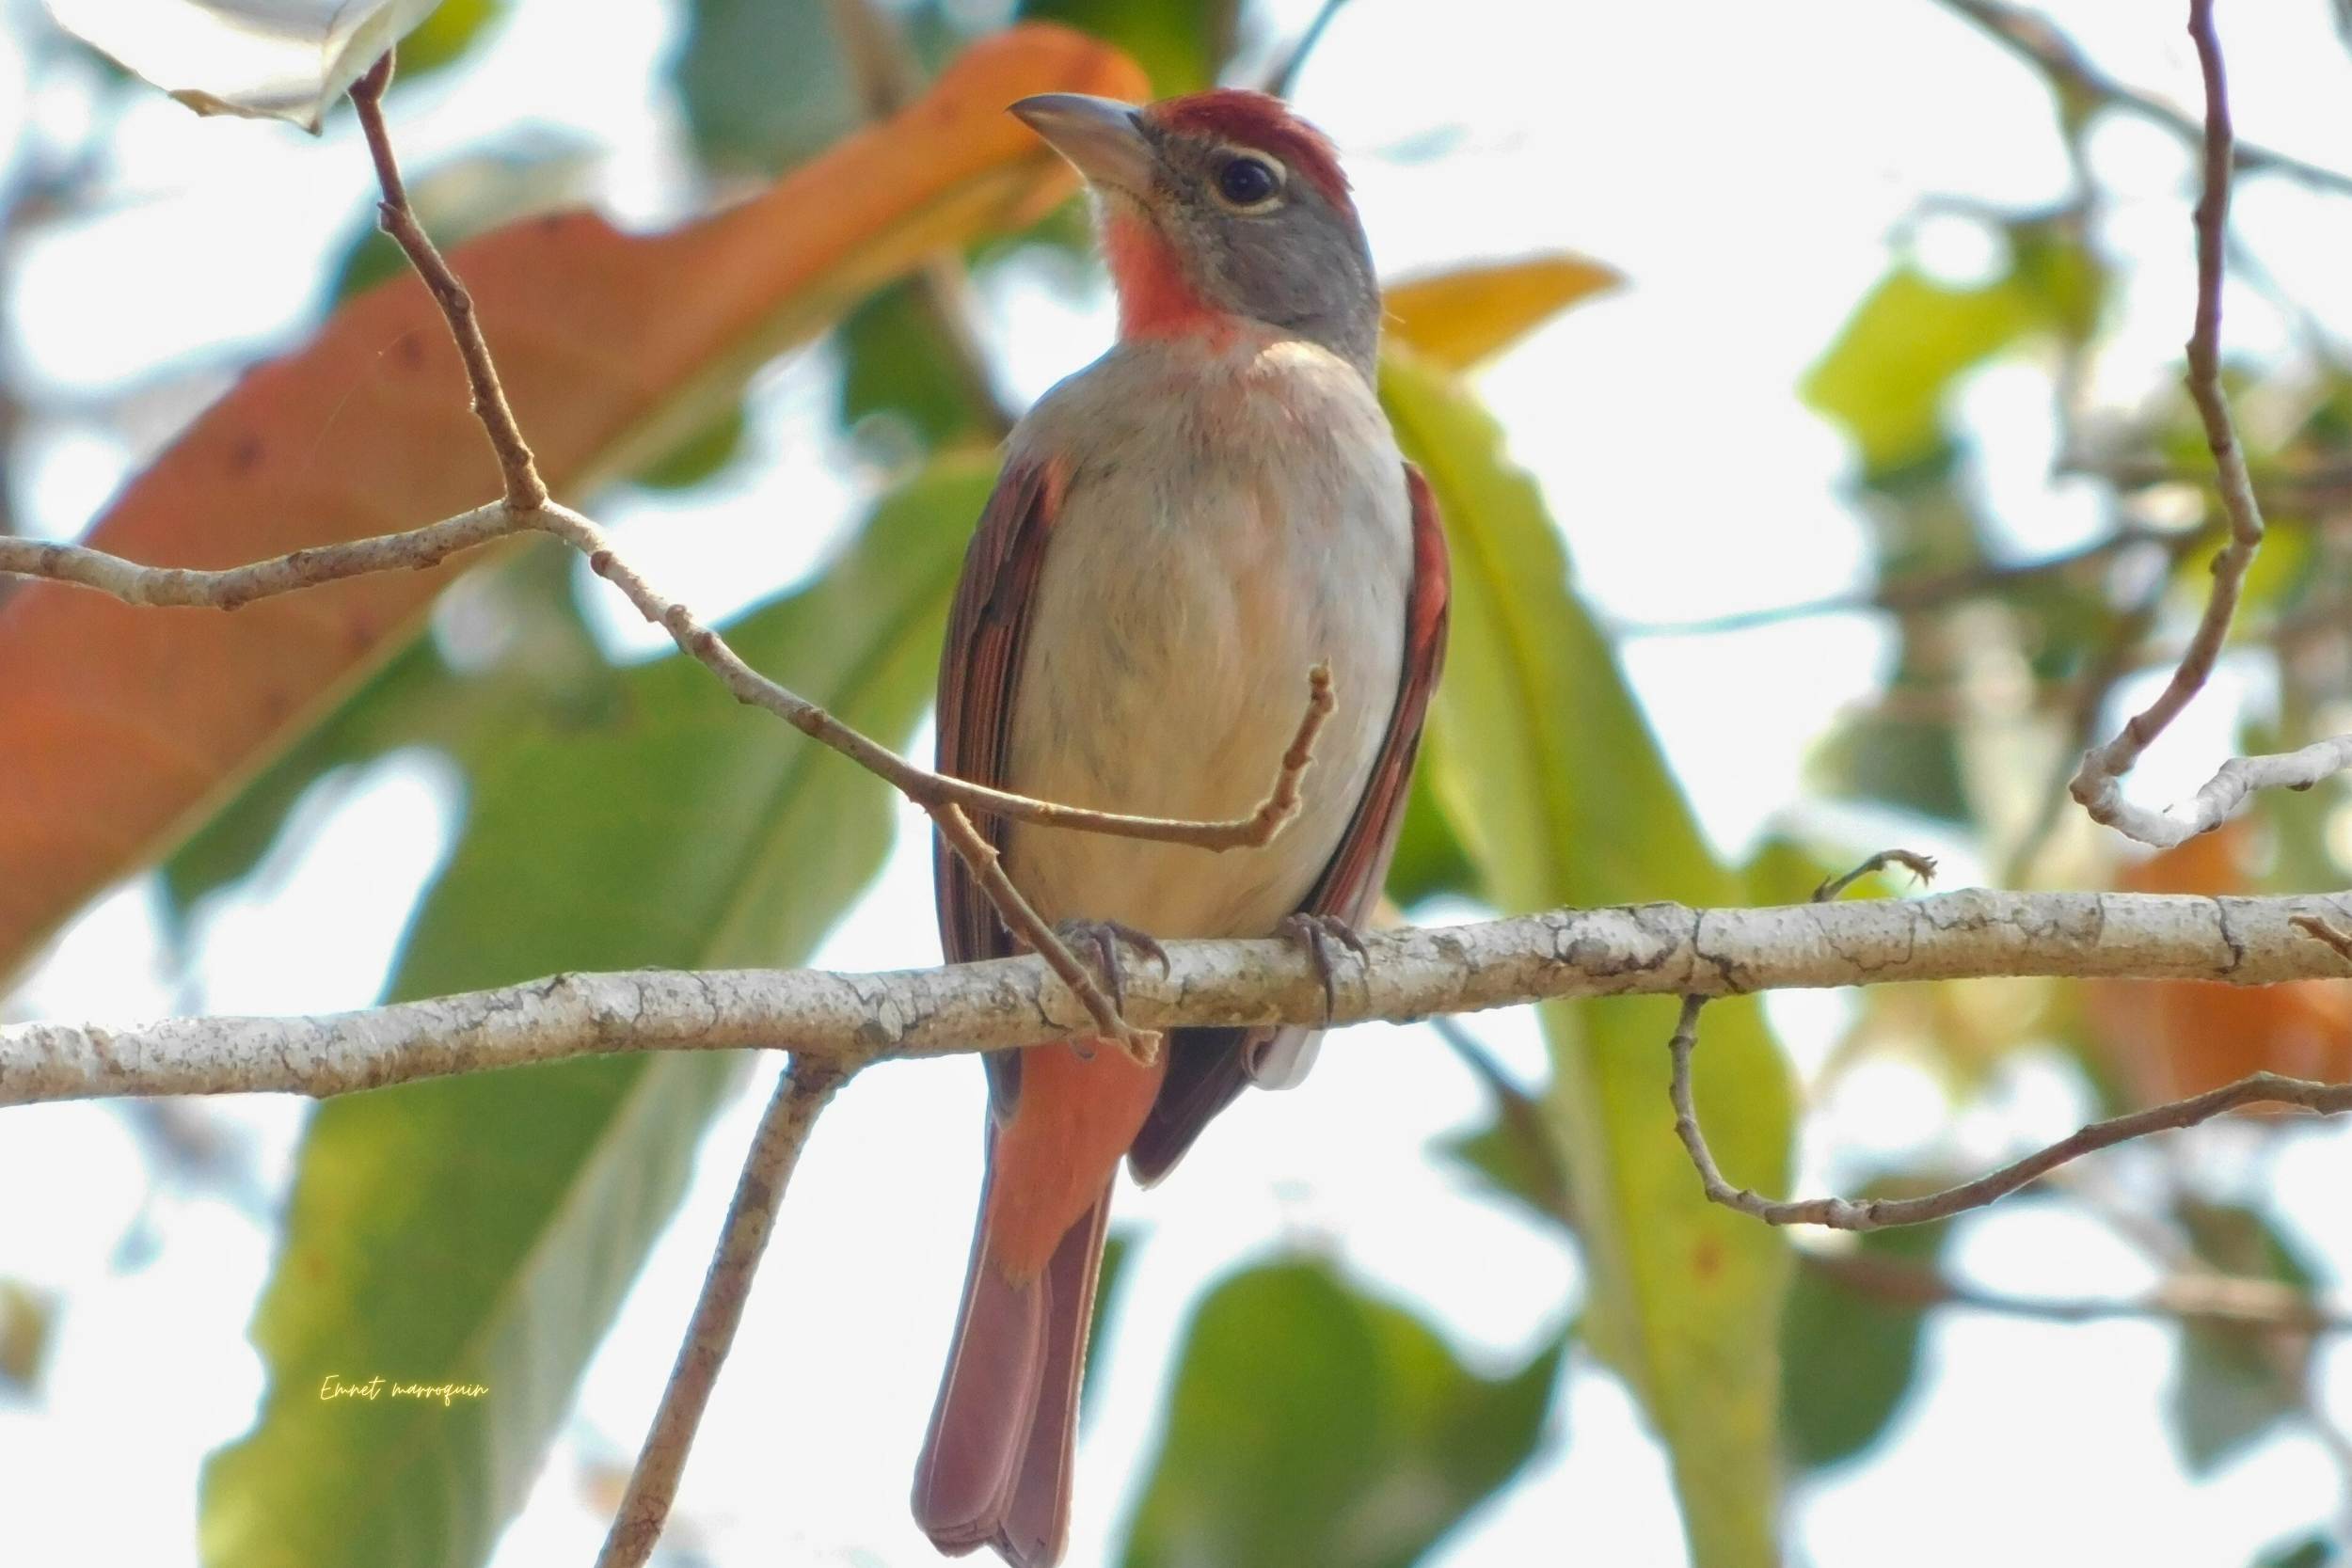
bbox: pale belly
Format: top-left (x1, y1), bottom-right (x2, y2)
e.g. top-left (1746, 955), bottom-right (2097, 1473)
top-left (998, 339), bottom-right (1413, 941)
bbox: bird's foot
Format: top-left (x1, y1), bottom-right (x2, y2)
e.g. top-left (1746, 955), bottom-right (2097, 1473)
top-left (1278, 912), bottom-right (1370, 1022)
top-left (1052, 918), bottom-right (1170, 1013)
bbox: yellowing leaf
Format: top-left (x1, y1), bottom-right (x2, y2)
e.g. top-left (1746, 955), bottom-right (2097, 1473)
top-left (1382, 344), bottom-right (1792, 1568)
top-left (1382, 255), bottom-right (1621, 371)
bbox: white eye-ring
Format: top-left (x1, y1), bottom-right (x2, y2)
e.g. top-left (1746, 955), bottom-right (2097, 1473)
top-left (1211, 149), bottom-right (1287, 212)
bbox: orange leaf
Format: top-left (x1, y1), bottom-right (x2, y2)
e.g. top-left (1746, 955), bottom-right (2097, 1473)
top-left (1382, 254), bottom-right (1622, 371)
top-left (0, 25), bottom-right (1145, 974)
top-left (2083, 822), bottom-right (2352, 1107)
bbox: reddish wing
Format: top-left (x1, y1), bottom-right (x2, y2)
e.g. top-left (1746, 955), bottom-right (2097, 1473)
top-left (935, 454), bottom-right (1068, 1110)
top-left (1128, 461), bottom-right (1453, 1182)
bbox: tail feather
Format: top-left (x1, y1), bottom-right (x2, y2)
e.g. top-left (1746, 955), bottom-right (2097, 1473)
top-left (914, 1177), bottom-right (1115, 1567)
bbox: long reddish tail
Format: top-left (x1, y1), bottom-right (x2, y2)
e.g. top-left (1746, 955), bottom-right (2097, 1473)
top-left (913, 1171), bottom-right (1113, 1566)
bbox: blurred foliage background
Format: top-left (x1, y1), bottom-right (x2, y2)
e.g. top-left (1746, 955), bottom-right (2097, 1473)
top-left (1, 1), bottom-right (2351, 1565)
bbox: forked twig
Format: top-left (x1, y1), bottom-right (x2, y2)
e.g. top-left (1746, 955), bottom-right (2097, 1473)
top-left (2065, 0), bottom-right (2352, 847)
top-left (1814, 848), bottom-right (1939, 904)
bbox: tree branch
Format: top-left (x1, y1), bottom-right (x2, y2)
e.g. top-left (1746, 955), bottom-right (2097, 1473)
top-left (1934, 0), bottom-right (2352, 198)
top-left (8, 887), bottom-right (2351, 1106)
top-left (1669, 994), bottom-right (2352, 1232)
top-left (595, 1055), bottom-right (847, 1568)
top-left (1801, 1245), bottom-right (2352, 1335)
top-left (2065, 0), bottom-right (2352, 847)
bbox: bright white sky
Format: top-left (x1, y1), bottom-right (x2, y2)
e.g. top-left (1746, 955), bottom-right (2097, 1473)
top-left (3, 0), bottom-right (2352, 1563)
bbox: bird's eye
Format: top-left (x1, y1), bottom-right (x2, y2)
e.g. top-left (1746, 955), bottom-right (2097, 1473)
top-left (1215, 154), bottom-right (1282, 209)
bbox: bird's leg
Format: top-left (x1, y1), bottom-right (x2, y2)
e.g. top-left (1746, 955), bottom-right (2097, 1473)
top-left (1051, 918), bottom-right (1170, 1013)
top-left (1278, 912), bottom-right (1371, 1022)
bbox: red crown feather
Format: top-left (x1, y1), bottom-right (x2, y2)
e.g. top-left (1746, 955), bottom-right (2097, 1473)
top-left (1144, 89), bottom-right (1354, 214)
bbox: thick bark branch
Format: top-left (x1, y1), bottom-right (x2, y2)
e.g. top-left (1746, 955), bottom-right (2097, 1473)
top-left (7, 887), bottom-right (2349, 1107)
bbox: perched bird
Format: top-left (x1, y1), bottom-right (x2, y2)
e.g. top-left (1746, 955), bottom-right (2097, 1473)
top-left (914, 87), bottom-right (1450, 1566)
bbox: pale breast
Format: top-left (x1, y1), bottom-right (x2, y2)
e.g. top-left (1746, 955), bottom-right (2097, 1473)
top-left (998, 336), bottom-right (1414, 940)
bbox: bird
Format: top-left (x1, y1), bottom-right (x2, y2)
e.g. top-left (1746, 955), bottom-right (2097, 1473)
top-left (912, 87), bottom-right (1451, 1567)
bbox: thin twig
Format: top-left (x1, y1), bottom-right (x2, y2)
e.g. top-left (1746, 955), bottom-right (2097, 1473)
top-left (2290, 914), bottom-right (2352, 965)
top-left (1801, 1245), bottom-right (2352, 1334)
top-left (2087, 456), bottom-right (2352, 501)
top-left (595, 1055), bottom-right (848, 1568)
top-left (2007, 522), bottom-right (2206, 880)
top-left (347, 54), bottom-right (548, 514)
top-left (1264, 0), bottom-right (1351, 96)
top-left (534, 500), bottom-right (1336, 853)
top-left (1668, 995), bottom-right (2352, 1231)
top-left (0, 503), bottom-right (520, 607)
top-left (2064, 2), bottom-right (2352, 847)
top-left (1814, 848), bottom-right (1939, 903)
top-left (1933, 0), bottom-right (2352, 198)
top-left (1613, 526), bottom-right (2175, 639)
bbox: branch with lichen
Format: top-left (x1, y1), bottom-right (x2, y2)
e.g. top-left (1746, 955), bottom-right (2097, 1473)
top-left (8, 886), bottom-right (2350, 1107)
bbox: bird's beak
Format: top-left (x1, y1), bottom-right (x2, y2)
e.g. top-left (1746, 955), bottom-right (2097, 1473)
top-left (1009, 93), bottom-right (1154, 198)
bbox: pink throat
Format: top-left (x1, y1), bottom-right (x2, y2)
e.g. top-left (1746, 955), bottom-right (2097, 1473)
top-left (1102, 211), bottom-right (1250, 347)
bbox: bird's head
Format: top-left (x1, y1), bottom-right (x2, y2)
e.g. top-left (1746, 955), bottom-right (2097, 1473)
top-left (1010, 88), bottom-right (1379, 378)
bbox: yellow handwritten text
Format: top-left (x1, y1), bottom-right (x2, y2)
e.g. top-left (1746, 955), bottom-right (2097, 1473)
top-left (318, 1373), bottom-right (488, 1406)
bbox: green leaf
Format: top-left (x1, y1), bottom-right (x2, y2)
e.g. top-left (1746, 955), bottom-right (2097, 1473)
top-left (675, 0), bottom-right (862, 174)
top-left (1779, 1221), bottom-right (1952, 1470)
top-left (1122, 1259), bottom-right (1564, 1568)
top-left (632, 402), bottom-right (751, 491)
top-left (837, 277), bottom-right (1005, 453)
top-left (1381, 344), bottom-right (1793, 1567)
top-left (2168, 1199), bottom-right (2319, 1477)
top-left (397, 0), bottom-right (507, 81)
top-left (163, 545), bottom-right (609, 922)
top-left (1437, 1117), bottom-right (1570, 1236)
top-left (1019, 0), bottom-right (1236, 93)
top-left (1802, 227), bottom-right (2100, 480)
top-left (0, 1280), bottom-right (57, 1392)
top-left (2174, 1322), bottom-right (2302, 1477)
top-left (1385, 736), bottom-right (1478, 909)
top-left (2253, 1534), bottom-right (2337, 1568)
top-left (199, 460), bottom-right (991, 1568)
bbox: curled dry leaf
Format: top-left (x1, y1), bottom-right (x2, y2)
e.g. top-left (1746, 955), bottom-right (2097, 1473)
top-left (45, 0), bottom-right (439, 132)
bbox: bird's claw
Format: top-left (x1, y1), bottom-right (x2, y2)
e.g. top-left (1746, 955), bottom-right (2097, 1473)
top-left (1052, 917), bottom-right (1169, 1012)
top-left (1279, 912), bottom-right (1369, 1022)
